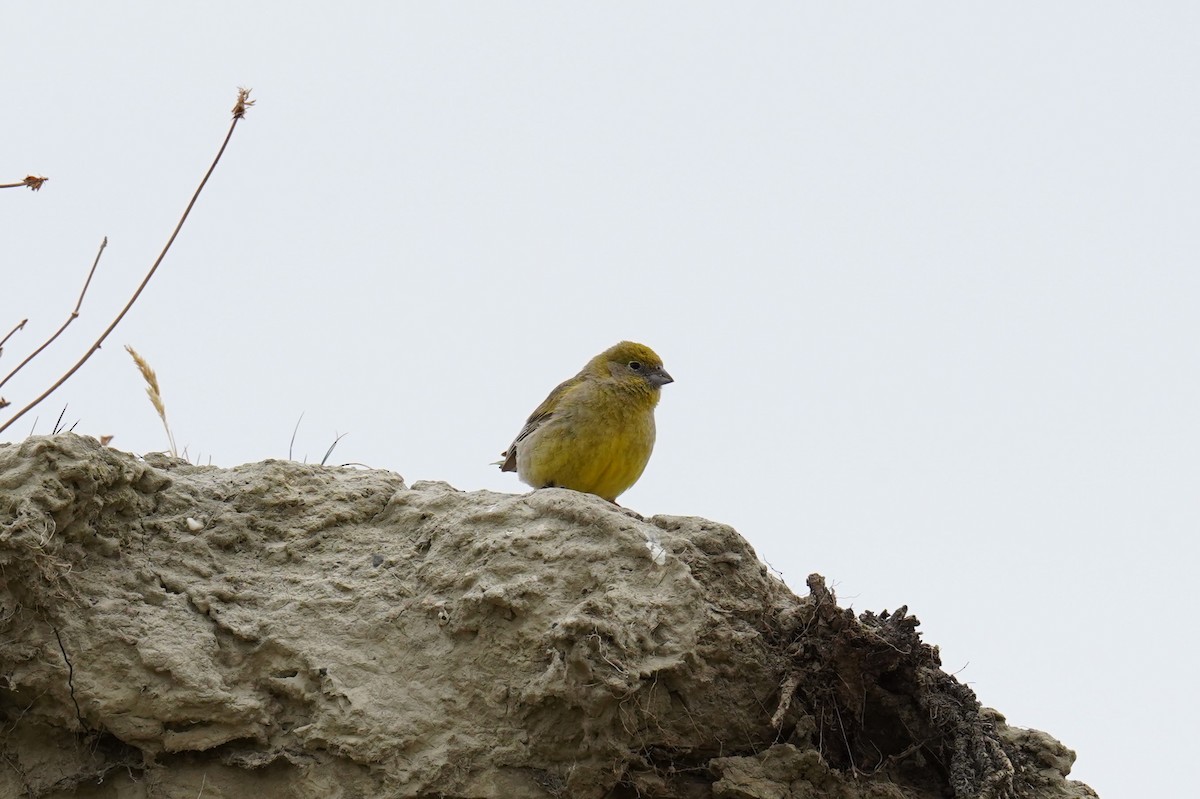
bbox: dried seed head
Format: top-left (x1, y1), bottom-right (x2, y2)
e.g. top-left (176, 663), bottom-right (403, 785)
top-left (232, 88), bottom-right (255, 119)
top-left (125, 345), bottom-right (176, 457)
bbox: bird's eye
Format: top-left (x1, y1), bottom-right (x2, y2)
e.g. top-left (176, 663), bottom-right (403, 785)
top-left (628, 361), bottom-right (642, 371)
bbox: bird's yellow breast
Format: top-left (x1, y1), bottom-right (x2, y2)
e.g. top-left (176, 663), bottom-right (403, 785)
top-left (516, 384), bottom-right (658, 502)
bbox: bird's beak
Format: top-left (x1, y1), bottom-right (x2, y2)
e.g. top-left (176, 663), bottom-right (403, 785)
top-left (649, 368), bottom-right (674, 387)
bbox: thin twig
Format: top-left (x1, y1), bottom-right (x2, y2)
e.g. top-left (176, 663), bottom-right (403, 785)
top-left (0, 89), bottom-right (252, 436)
top-left (0, 318), bottom-right (27, 358)
top-left (0, 238), bottom-right (107, 392)
top-left (0, 317), bottom-right (27, 407)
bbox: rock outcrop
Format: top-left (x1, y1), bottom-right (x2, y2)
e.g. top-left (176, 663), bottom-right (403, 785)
top-left (0, 434), bottom-right (1096, 798)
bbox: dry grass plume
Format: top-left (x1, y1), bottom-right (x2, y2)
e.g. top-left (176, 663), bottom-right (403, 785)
top-left (125, 345), bottom-right (177, 457)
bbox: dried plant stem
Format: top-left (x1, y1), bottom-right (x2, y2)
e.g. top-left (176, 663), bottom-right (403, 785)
top-left (0, 175), bottom-right (48, 191)
top-left (0, 238), bottom-right (107, 392)
top-left (125, 346), bottom-right (176, 457)
top-left (0, 88), bottom-right (252, 436)
top-left (1, 320), bottom-right (28, 407)
top-left (0, 319), bottom-right (28, 358)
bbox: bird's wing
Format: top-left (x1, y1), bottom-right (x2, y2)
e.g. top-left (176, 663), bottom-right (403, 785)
top-left (498, 374), bottom-right (583, 472)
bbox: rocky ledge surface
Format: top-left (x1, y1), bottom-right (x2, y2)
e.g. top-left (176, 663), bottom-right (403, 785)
top-left (0, 435), bottom-right (1096, 798)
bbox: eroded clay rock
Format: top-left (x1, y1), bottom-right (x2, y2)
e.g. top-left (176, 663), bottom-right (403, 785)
top-left (0, 435), bottom-right (1096, 798)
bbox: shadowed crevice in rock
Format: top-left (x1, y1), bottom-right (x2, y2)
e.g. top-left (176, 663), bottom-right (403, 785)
top-left (0, 434), bottom-right (1096, 798)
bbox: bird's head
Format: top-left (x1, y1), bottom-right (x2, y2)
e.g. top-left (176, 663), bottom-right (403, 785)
top-left (591, 341), bottom-right (674, 390)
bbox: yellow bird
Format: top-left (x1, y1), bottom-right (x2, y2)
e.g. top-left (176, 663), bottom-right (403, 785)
top-left (499, 341), bottom-right (673, 503)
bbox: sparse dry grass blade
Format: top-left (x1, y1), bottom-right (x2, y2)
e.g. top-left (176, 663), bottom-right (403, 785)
top-left (49, 405), bottom-right (78, 435)
top-left (289, 412), bottom-right (304, 460)
top-left (320, 432), bottom-right (348, 466)
top-left (125, 345), bottom-right (176, 457)
top-left (0, 88), bottom-right (254, 436)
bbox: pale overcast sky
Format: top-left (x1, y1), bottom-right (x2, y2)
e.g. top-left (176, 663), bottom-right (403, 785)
top-left (6, 5), bottom-right (1198, 796)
